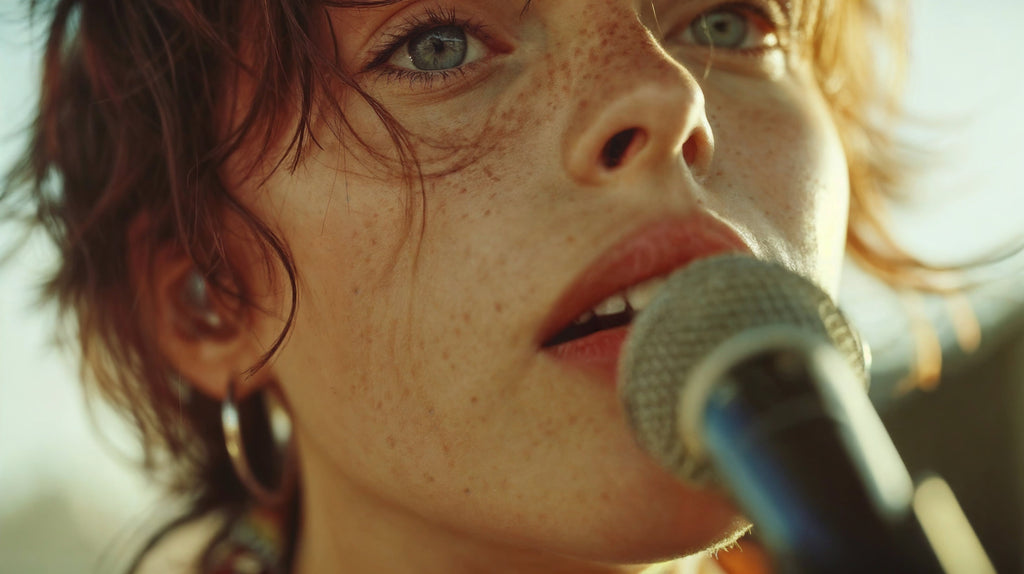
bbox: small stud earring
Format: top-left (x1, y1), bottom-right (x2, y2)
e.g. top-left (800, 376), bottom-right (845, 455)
top-left (181, 270), bottom-right (226, 333)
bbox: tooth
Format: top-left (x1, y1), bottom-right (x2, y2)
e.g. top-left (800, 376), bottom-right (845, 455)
top-left (626, 277), bottom-right (666, 312)
top-left (593, 293), bottom-right (628, 316)
top-left (574, 310), bottom-right (595, 325)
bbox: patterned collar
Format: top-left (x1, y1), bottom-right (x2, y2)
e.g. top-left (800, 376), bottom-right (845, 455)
top-left (208, 505), bottom-right (288, 574)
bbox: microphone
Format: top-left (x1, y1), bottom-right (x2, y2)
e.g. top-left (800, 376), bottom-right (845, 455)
top-left (619, 254), bottom-right (948, 573)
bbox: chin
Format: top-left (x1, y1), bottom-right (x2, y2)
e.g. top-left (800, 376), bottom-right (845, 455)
top-left (615, 511), bottom-right (751, 564)
top-left (554, 481), bottom-right (751, 565)
top-left (563, 519), bottom-right (751, 568)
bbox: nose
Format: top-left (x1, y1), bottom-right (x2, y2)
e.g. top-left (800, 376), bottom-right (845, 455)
top-left (562, 35), bottom-right (713, 186)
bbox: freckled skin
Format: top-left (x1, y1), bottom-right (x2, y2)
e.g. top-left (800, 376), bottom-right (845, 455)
top-left (224, 1), bottom-right (849, 573)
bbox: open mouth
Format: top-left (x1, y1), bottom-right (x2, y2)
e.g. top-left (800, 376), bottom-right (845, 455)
top-left (541, 275), bottom-right (666, 348)
top-left (537, 215), bottom-right (754, 361)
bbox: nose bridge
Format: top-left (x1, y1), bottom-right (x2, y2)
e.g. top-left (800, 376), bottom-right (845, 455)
top-left (559, 4), bottom-right (712, 185)
top-left (569, 9), bottom-right (689, 105)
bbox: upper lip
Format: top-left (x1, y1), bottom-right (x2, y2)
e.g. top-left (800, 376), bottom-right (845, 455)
top-left (538, 214), bottom-right (754, 347)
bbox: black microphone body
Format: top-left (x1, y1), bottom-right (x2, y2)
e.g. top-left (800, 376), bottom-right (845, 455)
top-left (692, 331), bottom-right (944, 573)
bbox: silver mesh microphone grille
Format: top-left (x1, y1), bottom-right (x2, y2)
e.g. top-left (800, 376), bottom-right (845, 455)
top-left (619, 254), bottom-right (866, 481)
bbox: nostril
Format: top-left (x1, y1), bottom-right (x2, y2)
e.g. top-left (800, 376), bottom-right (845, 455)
top-left (682, 136), bottom-right (699, 167)
top-left (601, 128), bottom-right (640, 169)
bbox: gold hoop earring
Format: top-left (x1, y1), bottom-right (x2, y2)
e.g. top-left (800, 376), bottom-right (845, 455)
top-left (221, 379), bottom-right (297, 507)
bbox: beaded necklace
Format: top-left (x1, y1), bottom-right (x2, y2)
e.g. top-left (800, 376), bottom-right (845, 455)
top-left (208, 506), bottom-right (288, 574)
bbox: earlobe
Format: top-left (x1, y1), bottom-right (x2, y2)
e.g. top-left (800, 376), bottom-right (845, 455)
top-left (143, 246), bottom-right (267, 401)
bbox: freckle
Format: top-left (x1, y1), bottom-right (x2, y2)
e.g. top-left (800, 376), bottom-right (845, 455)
top-left (462, 312), bottom-right (471, 323)
top-left (428, 407), bottom-right (435, 415)
top-left (424, 473), bottom-right (435, 483)
top-left (463, 488), bottom-right (471, 495)
top-left (600, 491), bottom-right (610, 501)
top-left (442, 350), bottom-right (450, 360)
top-left (494, 302), bottom-right (503, 313)
top-left (471, 396), bottom-right (478, 404)
top-left (352, 286), bottom-right (361, 295)
top-left (386, 436), bottom-right (396, 449)
top-left (459, 187), bottom-right (467, 195)
top-left (565, 235), bottom-right (576, 244)
top-left (376, 400), bottom-right (383, 410)
top-left (483, 209), bottom-right (492, 217)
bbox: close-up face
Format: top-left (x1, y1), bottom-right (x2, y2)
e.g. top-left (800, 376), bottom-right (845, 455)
top-left (223, 0), bottom-right (849, 567)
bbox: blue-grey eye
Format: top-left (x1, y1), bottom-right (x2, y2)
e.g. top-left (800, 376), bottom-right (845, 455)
top-left (690, 10), bottom-right (749, 48)
top-left (407, 25), bottom-right (468, 71)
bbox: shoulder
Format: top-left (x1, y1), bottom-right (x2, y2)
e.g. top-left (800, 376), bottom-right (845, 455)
top-left (134, 512), bottom-right (225, 574)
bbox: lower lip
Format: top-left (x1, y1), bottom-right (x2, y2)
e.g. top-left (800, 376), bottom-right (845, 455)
top-left (544, 326), bottom-right (631, 385)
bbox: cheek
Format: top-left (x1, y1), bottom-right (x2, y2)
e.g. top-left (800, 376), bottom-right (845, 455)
top-left (796, 87), bottom-right (850, 293)
top-left (707, 80), bottom-right (849, 292)
top-left (232, 148), bottom-right (433, 447)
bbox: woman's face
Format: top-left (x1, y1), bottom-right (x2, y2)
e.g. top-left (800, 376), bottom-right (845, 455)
top-left (229, 0), bottom-right (848, 568)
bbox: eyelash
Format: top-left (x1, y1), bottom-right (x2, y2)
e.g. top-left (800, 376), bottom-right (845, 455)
top-left (363, 7), bottom-right (490, 88)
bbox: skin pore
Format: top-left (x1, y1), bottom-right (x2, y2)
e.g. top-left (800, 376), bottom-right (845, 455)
top-left (167, 0), bottom-right (850, 572)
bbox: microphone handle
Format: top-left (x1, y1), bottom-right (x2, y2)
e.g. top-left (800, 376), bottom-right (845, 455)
top-left (692, 340), bottom-right (946, 573)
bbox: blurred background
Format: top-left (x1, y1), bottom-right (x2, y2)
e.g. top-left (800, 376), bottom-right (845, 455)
top-left (1, 1), bottom-right (1023, 572)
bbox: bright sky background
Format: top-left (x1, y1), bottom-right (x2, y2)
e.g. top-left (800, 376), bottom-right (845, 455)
top-left (1, 1), bottom-right (1022, 571)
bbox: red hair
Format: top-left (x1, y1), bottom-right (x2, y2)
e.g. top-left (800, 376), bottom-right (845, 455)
top-left (2, 0), bottom-right (927, 568)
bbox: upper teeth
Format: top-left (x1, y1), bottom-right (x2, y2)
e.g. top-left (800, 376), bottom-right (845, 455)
top-left (593, 294), bottom-right (627, 316)
top-left (625, 276), bottom-right (665, 311)
top-left (578, 276), bottom-right (667, 322)
top-left (573, 309), bottom-right (595, 325)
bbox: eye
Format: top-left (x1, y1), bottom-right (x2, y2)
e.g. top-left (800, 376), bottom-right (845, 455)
top-left (387, 24), bottom-right (487, 72)
top-left (684, 6), bottom-right (779, 51)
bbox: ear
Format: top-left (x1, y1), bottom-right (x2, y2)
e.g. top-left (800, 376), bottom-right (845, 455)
top-left (140, 243), bottom-right (273, 401)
